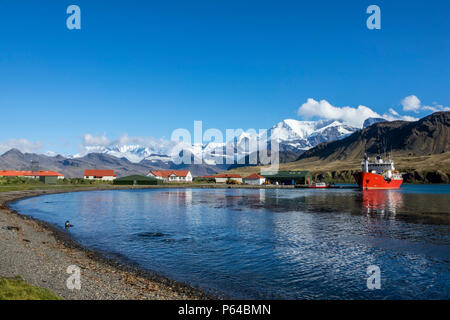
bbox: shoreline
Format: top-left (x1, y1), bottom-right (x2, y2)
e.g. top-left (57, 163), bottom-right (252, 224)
top-left (2, 184), bottom-right (447, 300)
top-left (0, 186), bottom-right (221, 300)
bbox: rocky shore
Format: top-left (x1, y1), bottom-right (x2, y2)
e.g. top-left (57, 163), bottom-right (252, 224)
top-left (0, 187), bottom-right (213, 300)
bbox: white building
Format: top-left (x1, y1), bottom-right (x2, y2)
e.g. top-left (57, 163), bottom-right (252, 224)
top-left (214, 174), bottom-right (243, 184)
top-left (84, 169), bottom-right (117, 181)
top-left (147, 170), bottom-right (193, 183)
top-left (244, 173), bottom-right (266, 185)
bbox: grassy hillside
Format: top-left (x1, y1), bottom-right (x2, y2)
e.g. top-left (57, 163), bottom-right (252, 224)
top-left (0, 276), bottom-right (61, 300)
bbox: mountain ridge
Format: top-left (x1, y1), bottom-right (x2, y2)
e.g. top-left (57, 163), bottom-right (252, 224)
top-left (4, 113), bottom-right (438, 178)
top-left (0, 149), bottom-right (229, 178)
top-left (225, 112), bottom-right (450, 184)
top-left (297, 111), bottom-right (449, 162)
top-left (71, 119), bottom-right (358, 165)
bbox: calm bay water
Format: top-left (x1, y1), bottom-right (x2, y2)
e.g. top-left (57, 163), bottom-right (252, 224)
top-left (12, 185), bottom-right (450, 299)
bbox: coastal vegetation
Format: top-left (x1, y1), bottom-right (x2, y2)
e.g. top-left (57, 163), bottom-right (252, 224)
top-left (0, 177), bottom-right (113, 185)
top-left (0, 276), bottom-right (61, 300)
top-left (0, 177), bottom-right (113, 192)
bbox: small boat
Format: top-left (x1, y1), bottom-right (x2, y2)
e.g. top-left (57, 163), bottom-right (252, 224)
top-left (309, 182), bottom-right (329, 189)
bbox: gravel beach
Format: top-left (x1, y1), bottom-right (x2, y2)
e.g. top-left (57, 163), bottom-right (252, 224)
top-left (0, 187), bottom-right (210, 300)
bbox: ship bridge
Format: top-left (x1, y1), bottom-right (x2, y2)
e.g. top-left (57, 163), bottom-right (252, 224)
top-left (362, 155), bottom-right (395, 177)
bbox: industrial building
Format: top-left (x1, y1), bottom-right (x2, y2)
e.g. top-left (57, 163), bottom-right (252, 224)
top-left (84, 169), bottom-right (117, 181)
top-left (244, 173), bottom-right (266, 185)
top-left (261, 171), bottom-right (311, 185)
top-left (113, 175), bottom-right (162, 186)
top-left (213, 174), bottom-right (243, 184)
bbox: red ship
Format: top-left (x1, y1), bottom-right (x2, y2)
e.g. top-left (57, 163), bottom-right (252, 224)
top-left (354, 154), bottom-right (403, 189)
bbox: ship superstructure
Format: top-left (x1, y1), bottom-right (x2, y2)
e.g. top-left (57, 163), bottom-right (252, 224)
top-left (354, 154), bottom-right (403, 189)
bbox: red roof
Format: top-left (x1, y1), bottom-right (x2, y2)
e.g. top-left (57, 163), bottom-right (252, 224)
top-left (84, 169), bottom-right (117, 177)
top-left (0, 170), bottom-right (26, 177)
top-left (150, 170), bottom-right (190, 178)
top-left (32, 171), bottom-right (64, 177)
top-left (0, 170), bottom-right (64, 177)
top-left (245, 173), bottom-right (265, 179)
top-left (214, 174), bottom-right (242, 178)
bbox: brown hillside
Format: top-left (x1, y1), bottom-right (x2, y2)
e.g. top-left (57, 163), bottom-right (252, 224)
top-left (227, 112), bottom-right (450, 183)
top-left (298, 111), bottom-right (449, 161)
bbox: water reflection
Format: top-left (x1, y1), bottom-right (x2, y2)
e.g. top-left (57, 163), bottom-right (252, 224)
top-left (192, 188), bottom-right (448, 225)
top-left (361, 190), bottom-right (404, 217)
top-left (11, 186), bottom-right (450, 299)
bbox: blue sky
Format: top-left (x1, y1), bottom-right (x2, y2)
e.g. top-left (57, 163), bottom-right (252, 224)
top-left (0, 0), bottom-right (449, 155)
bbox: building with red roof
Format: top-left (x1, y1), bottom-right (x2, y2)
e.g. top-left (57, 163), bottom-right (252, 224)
top-left (202, 175), bottom-right (217, 179)
top-left (212, 173), bottom-right (243, 184)
top-left (147, 170), bottom-right (192, 182)
top-left (0, 170), bottom-right (64, 178)
top-left (0, 170), bottom-right (65, 184)
top-left (83, 169), bottom-right (117, 181)
top-left (244, 173), bottom-right (266, 185)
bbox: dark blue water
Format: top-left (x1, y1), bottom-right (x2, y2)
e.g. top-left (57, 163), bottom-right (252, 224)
top-left (11, 185), bottom-right (450, 299)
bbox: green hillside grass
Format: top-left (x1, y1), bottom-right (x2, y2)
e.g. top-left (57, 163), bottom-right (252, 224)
top-left (0, 276), bottom-right (62, 300)
top-left (0, 177), bottom-right (114, 192)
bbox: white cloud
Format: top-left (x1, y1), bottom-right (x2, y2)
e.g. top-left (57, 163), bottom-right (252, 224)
top-left (401, 95), bottom-right (449, 113)
top-left (395, 115), bottom-right (419, 122)
top-left (297, 98), bottom-right (381, 128)
top-left (114, 133), bottom-right (174, 148)
top-left (422, 104), bottom-right (450, 112)
top-left (297, 98), bottom-right (419, 128)
top-left (0, 138), bottom-right (43, 155)
top-left (389, 108), bottom-right (399, 116)
top-left (81, 133), bottom-right (111, 147)
top-left (401, 95), bottom-right (421, 112)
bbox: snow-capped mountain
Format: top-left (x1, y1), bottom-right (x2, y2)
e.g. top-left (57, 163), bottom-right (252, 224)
top-left (144, 153), bottom-right (173, 163)
top-left (74, 143), bottom-right (177, 163)
top-left (363, 117), bottom-right (387, 128)
top-left (196, 119), bottom-right (358, 163)
top-left (77, 145), bottom-right (153, 163)
top-left (268, 119), bottom-right (356, 151)
top-left (74, 119), bottom-right (358, 165)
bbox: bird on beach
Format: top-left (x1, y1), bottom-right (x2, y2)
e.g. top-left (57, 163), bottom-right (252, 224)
top-left (65, 220), bottom-right (73, 229)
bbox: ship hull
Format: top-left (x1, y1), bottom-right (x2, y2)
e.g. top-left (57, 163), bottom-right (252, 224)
top-left (354, 172), bottom-right (403, 189)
